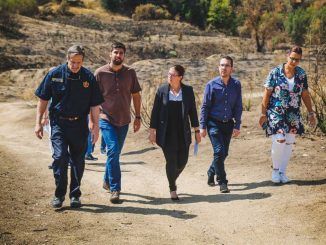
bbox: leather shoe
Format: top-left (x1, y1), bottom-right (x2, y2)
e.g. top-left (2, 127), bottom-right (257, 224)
top-left (220, 183), bottom-right (230, 193)
top-left (103, 181), bottom-right (110, 191)
top-left (207, 173), bottom-right (215, 186)
top-left (110, 191), bottom-right (120, 204)
top-left (170, 191), bottom-right (179, 201)
top-left (85, 154), bottom-right (98, 161)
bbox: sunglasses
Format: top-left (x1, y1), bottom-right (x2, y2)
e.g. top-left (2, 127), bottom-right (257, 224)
top-left (289, 57), bottom-right (300, 62)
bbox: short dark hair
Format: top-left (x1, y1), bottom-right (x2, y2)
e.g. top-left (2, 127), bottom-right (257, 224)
top-left (173, 65), bottom-right (185, 77)
top-left (111, 41), bottom-right (126, 53)
top-left (67, 45), bottom-right (85, 59)
top-left (289, 45), bottom-right (303, 55)
top-left (220, 55), bottom-right (233, 67)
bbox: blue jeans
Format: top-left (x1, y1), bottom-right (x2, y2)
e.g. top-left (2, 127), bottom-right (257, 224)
top-left (100, 135), bottom-right (106, 152)
top-left (85, 131), bottom-right (94, 156)
top-left (100, 119), bottom-right (129, 192)
top-left (207, 119), bottom-right (234, 185)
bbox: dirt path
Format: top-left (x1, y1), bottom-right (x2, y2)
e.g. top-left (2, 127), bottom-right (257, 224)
top-left (0, 101), bottom-right (325, 245)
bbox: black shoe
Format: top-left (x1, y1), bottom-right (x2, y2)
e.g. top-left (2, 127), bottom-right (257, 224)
top-left (70, 197), bottom-right (81, 208)
top-left (220, 183), bottom-right (230, 193)
top-left (48, 165), bottom-right (53, 169)
top-left (52, 196), bottom-right (64, 208)
top-left (216, 175), bottom-right (220, 182)
top-left (207, 174), bottom-right (215, 186)
top-left (85, 154), bottom-right (98, 161)
top-left (170, 191), bottom-right (180, 201)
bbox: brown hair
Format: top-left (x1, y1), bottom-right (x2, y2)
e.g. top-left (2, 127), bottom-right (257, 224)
top-left (220, 55), bottom-right (233, 67)
top-left (173, 65), bottom-right (185, 77)
top-left (111, 41), bottom-right (126, 53)
top-left (289, 45), bottom-right (302, 55)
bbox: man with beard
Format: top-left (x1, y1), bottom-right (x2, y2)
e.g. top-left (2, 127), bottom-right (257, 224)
top-left (95, 41), bottom-right (142, 204)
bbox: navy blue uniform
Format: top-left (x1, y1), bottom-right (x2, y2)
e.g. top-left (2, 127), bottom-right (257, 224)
top-left (35, 64), bottom-right (104, 199)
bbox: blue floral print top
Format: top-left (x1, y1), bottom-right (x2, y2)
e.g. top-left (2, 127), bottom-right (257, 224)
top-left (264, 64), bottom-right (308, 136)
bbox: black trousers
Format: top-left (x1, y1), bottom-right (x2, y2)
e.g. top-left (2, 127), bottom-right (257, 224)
top-left (51, 118), bottom-right (88, 198)
top-left (162, 146), bottom-right (190, 191)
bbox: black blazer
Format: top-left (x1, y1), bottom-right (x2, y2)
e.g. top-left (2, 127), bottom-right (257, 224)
top-left (150, 83), bottom-right (199, 148)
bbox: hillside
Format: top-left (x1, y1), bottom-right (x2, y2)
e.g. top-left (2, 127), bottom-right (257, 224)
top-left (0, 6), bottom-right (325, 245)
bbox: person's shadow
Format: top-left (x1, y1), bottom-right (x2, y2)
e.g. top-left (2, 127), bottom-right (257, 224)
top-left (229, 179), bottom-right (326, 191)
top-left (55, 203), bottom-right (196, 220)
top-left (122, 192), bottom-right (272, 205)
top-left (121, 147), bottom-right (157, 156)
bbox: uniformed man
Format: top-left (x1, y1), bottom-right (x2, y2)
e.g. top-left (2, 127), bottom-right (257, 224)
top-left (34, 45), bottom-right (104, 208)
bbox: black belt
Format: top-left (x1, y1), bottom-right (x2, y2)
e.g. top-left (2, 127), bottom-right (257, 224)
top-left (209, 117), bottom-right (233, 124)
top-left (59, 116), bottom-right (79, 121)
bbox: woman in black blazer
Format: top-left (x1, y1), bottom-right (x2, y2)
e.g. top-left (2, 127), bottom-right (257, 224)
top-left (149, 65), bottom-right (201, 201)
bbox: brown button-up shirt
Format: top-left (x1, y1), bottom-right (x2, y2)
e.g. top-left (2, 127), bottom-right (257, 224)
top-left (95, 64), bottom-right (141, 127)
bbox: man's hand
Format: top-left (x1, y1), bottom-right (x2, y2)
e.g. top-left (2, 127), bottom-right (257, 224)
top-left (232, 129), bottom-right (240, 137)
top-left (35, 123), bottom-right (43, 139)
top-left (200, 128), bottom-right (207, 138)
top-left (41, 117), bottom-right (49, 127)
top-left (134, 118), bottom-right (141, 132)
top-left (90, 125), bottom-right (99, 144)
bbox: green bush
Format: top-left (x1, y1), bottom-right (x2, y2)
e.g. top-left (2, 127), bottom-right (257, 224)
top-left (132, 3), bottom-right (171, 21)
top-left (0, 0), bottom-right (38, 16)
top-left (307, 6), bottom-right (326, 45)
top-left (284, 7), bottom-right (312, 45)
top-left (207, 0), bottom-right (237, 35)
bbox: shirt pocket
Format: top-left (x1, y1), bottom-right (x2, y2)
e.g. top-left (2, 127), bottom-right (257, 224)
top-left (52, 82), bottom-right (66, 96)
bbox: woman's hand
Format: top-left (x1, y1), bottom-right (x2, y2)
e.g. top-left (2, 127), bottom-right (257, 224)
top-left (148, 128), bottom-right (156, 144)
top-left (195, 131), bottom-right (201, 143)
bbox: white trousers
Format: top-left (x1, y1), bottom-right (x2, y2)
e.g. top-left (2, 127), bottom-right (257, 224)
top-left (271, 133), bottom-right (296, 173)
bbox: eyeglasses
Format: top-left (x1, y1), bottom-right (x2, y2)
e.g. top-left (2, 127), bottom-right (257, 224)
top-left (289, 57), bottom-right (300, 62)
top-left (219, 64), bottom-right (231, 68)
top-left (168, 73), bottom-right (180, 77)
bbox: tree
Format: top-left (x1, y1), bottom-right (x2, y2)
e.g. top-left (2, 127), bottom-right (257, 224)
top-left (166, 0), bottom-right (210, 29)
top-left (285, 8), bottom-right (312, 46)
top-left (207, 0), bottom-right (237, 35)
top-left (237, 0), bottom-right (283, 52)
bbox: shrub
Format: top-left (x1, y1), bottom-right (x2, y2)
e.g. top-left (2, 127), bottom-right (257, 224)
top-left (284, 7), bottom-right (312, 46)
top-left (307, 44), bottom-right (326, 134)
top-left (132, 4), bottom-right (171, 21)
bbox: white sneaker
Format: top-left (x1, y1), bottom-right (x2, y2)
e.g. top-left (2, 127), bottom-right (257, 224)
top-left (279, 172), bottom-right (291, 183)
top-left (271, 169), bottom-right (281, 183)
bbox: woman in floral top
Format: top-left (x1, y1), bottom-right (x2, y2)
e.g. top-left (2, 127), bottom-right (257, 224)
top-left (259, 46), bottom-right (316, 184)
